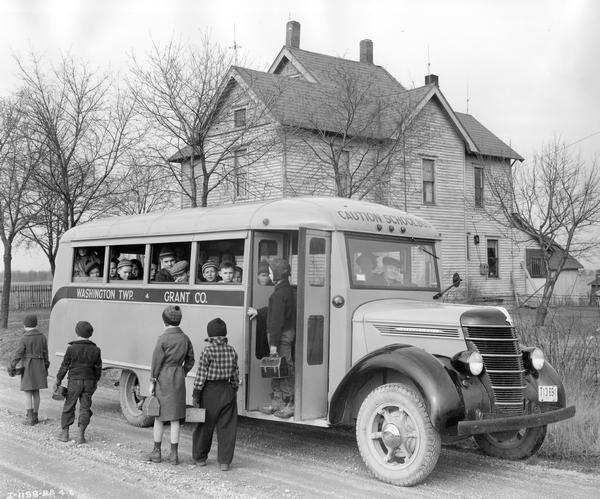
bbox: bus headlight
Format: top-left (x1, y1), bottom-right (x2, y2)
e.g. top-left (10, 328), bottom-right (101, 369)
top-left (523, 347), bottom-right (545, 372)
top-left (452, 350), bottom-right (484, 376)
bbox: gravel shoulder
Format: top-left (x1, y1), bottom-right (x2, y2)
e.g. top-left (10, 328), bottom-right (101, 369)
top-left (1, 369), bottom-right (600, 499)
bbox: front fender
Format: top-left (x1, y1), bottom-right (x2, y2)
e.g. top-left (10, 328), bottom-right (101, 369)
top-left (329, 345), bottom-right (463, 431)
top-left (524, 360), bottom-right (568, 409)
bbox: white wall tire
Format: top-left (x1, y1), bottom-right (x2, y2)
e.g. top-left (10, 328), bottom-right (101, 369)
top-left (474, 425), bottom-right (547, 460)
top-left (119, 370), bottom-right (154, 427)
top-left (356, 383), bottom-right (441, 486)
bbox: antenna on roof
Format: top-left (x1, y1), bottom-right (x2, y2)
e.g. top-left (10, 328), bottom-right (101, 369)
top-left (229, 24), bottom-right (242, 65)
top-left (466, 81), bottom-right (470, 113)
top-left (427, 44), bottom-right (431, 75)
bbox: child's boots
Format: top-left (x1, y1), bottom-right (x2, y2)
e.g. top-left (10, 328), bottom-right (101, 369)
top-left (167, 443), bottom-right (179, 465)
top-left (76, 425), bottom-right (87, 444)
top-left (22, 409), bottom-right (35, 426)
top-left (147, 442), bottom-right (161, 463)
top-left (57, 428), bottom-right (69, 442)
top-left (32, 411), bottom-right (39, 425)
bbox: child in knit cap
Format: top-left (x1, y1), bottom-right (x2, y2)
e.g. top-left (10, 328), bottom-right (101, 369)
top-left (54, 321), bottom-right (102, 444)
top-left (192, 318), bottom-right (239, 471)
top-left (8, 314), bottom-right (49, 425)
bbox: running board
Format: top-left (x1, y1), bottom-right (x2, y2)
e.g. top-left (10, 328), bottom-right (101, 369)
top-left (242, 410), bottom-right (330, 427)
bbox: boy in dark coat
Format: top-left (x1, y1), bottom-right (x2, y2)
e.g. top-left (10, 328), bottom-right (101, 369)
top-left (192, 318), bottom-right (239, 471)
top-left (146, 305), bottom-right (195, 465)
top-left (9, 314), bottom-right (49, 425)
top-left (54, 321), bottom-right (102, 444)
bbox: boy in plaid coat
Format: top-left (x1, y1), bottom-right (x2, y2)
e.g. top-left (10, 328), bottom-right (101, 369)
top-left (192, 318), bottom-right (239, 471)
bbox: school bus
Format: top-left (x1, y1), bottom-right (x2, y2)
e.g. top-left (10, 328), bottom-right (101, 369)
top-left (48, 197), bottom-right (575, 486)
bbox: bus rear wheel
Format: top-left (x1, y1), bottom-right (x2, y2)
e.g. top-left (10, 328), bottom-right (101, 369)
top-left (474, 425), bottom-right (547, 460)
top-left (356, 383), bottom-right (441, 487)
top-left (119, 370), bottom-right (154, 427)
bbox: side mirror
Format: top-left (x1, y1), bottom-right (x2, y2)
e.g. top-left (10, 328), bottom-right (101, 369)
top-left (452, 272), bottom-right (462, 288)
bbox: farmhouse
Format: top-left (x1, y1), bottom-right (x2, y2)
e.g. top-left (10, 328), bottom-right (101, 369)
top-left (170, 21), bottom-right (582, 304)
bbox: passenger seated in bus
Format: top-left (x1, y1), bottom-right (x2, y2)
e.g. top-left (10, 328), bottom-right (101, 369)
top-left (381, 257), bottom-right (404, 286)
top-left (73, 248), bottom-right (101, 278)
top-left (219, 262), bottom-right (235, 283)
top-left (355, 252), bottom-right (383, 284)
top-left (220, 252), bottom-right (236, 266)
top-left (233, 266), bottom-right (243, 284)
top-left (150, 261), bottom-right (158, 280)
top-left (85, 262), bottom-right (101, 280)
top-left (130, 259), bottom-right (143, 280)
top-left (201, 261), bottom-right (219, 283)
top-left (116, 259), bottom-right (133, 280)
top-left (170, 260), bottom-right (189, 283)
top-left (155, 248), bottom-right (177, 282)
top-left (256, 260), bottom-right (273, 286)
top-left (109, 258), bottom-right (119, 279)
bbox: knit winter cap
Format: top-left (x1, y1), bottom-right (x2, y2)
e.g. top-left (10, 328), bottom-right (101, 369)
top-left (162, 305), bottom-right (182, 326)
top-left (117, 258), bottom-right (133, 270)
top-left (75, 321), bottom-right (94, 338)
top-left (170, 260), bottom-right (189, 276)
top-left (271, 258), bottom-right (291, 282)
top-left (23, 314), bottom-right (38, 328)
top-left (207, 317), bottom-right (227, 337)
top-left (202, 261), bottom-right (219, 273)
top-left (257, 260), bottom-right (270, 275)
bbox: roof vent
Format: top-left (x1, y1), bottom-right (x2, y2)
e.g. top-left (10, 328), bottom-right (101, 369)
top-left (425, 74), bottom-right (439, 86)
top-left (360, 39), bottom-right (373, 64)
top-left (286, 21), bottom-right (300, 48)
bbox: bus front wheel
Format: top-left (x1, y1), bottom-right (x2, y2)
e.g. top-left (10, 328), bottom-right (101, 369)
top-left (356, 383), bottom-right (441, 487)
top-left (119, 370), bottom-right (154, 427)
top-left (474, 425), bottom-right (547, 460)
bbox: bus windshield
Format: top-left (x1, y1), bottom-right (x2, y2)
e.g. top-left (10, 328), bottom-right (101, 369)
top-left (347, 234), bottom-right (439, 290)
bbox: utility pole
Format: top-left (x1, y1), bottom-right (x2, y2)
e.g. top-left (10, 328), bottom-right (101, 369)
top-left (229, 24), bottom-right (241, 65)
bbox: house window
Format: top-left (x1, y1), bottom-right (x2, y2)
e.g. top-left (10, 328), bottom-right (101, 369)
top-left (234, 148), bottom-right (248, 199)
top-left (526, 249), bottom-right (546, 278)
top-left (234, 108), bottom-right (246, 127)
top-left (339, 150), bottom-right (350, 195)
top-left (487, 239), bottom-right (499, 278)
top-left (422, 159), bottom-right (435, 204)
top-left (474, 166), bottom-right (484, 207)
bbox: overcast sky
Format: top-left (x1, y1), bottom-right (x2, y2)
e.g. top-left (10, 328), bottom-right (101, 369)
top-left (1, 0), bottom-right (599, 270)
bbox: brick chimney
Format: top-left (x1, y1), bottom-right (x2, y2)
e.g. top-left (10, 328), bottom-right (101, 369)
top-left (286, 21), bottom-right (300, 48)
top-left (360, 39), bottom-right (373, 64)
top-left (425, 74), bottom-right (439, 86)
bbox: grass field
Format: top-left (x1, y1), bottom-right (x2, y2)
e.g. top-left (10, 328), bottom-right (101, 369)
top-left (1, 306), bottom-right (599, 467)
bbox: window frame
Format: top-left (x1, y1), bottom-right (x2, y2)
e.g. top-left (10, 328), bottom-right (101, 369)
top-left (487, 238), bottom-right (499, 278)
top-left (233, 107), bottom-right (246, 127)
top-left (474, 166), bottom-right (484, 208)
top-left (526, 248), bottom-right (547, 278)
top-left (422, 158), bottom-right (435, 205)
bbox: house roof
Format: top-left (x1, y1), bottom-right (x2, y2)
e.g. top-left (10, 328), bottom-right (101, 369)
top-left (455, 112), bottom-right (523, 161)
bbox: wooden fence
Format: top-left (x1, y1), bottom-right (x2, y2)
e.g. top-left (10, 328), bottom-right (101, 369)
top-left (0, 281), bottom-right (53, 310)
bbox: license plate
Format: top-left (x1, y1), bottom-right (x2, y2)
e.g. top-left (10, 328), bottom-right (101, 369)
top-left (538, 385), bottom-right (558, 402)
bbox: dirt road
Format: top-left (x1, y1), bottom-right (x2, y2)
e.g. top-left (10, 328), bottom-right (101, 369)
top-left (0, 371), bottom-right (598, 499)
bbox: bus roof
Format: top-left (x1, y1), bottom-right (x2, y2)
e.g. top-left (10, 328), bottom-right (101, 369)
top-left (61, 197), bottom-right (441, 243)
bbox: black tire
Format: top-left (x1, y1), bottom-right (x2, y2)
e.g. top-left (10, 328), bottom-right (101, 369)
top-left (356, 383), bottom-right (441, 487)
top-left (119, 370), bottom-right (154, 427)
top-left (474, 425), bottom-right (547, 460)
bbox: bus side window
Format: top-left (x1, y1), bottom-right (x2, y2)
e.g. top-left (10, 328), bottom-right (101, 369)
top-left (72, 246), bottom-right (104, 281)
top-left (108, 244), bottom-right (146, 282)
top-left (196, 239), bottom-right (245, 284)
top-left (308, 237), bottom-right (326, 287)
top-left (150, 243), bottom-right (192, 283)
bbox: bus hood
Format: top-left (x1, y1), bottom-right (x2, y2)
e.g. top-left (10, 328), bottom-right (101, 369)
top-left (353, 299), bottom-right (512, 329)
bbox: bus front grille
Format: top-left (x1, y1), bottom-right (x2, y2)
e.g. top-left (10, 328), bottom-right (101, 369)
top-left (464, 326), bottom-right (525, 415)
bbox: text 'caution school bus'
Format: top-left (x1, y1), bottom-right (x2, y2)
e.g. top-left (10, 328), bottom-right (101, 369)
top-left (48, 197), bottom-right (574, 486)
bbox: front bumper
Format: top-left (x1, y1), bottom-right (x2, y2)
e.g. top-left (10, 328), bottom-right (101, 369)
top-left (457, 405), bottom-right (576, 436)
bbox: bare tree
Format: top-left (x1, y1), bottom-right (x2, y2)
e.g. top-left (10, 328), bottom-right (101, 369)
top-left (0, 94), bottom-right (42, 327)
top-left (16, 53), bottom-right (139, 272)
top-left (486, 139), bottom-right (600, 325)
top-left (282, 66), bottom-right (434, 203)
top-left (128, 35), bottom-right (280, 207)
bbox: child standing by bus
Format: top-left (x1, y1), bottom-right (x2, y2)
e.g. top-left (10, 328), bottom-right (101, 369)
top-left (147, 305), bottom-right (195, 465)
top-left (192, 318), bottom-right (239, 471)
top-left (9, 314), bottom-right (49, 426)
top-left (54, 321), bottom-right (102, 444)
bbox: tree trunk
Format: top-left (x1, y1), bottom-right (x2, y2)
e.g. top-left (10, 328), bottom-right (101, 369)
top-left (1, 245), bottom-right (12, 329)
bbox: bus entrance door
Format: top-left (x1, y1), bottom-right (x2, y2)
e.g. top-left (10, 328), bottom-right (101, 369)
top-left (295, 228), bottom-right (331, 421)
top-left (247, 232), bottom-right (284, 412)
